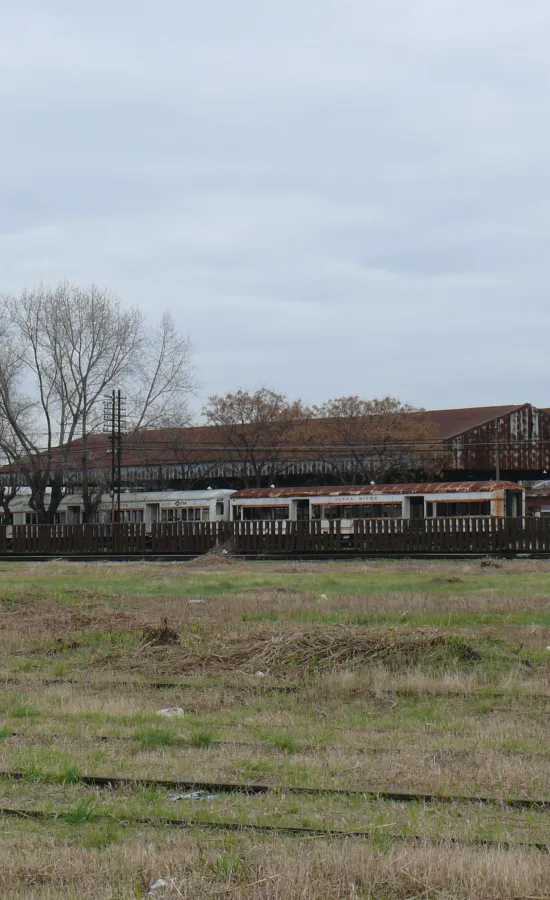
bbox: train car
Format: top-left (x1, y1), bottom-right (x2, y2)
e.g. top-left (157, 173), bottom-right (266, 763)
top-left (7, 489), bottom-right (234, 532)
top-left (5, 483), bottom-right (525, 539)
top-left (230, 482), bottom-right (525, 536)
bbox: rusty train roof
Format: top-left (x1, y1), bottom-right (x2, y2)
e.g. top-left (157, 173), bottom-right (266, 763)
top-left (231, 482), bottom-right (523, 500)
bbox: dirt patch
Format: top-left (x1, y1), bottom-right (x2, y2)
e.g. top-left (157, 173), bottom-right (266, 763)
top-left (186, 554), bottom-right (238, 568)
top-left (242, 586), bottom-right (305, 596)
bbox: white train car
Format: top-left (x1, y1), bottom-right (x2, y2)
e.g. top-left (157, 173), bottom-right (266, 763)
top-left (4, 483), bottom-right (525, 538)
top-left (230, 482), bottom-right (525, 536)
top-left (7, 489), bottom-right (234, 531)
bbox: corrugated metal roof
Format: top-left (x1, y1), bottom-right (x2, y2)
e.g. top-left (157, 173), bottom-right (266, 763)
top-left (421, 405), bottom-right (527, 440)
top-left (232, 482), bottom-right (522, 500)
top-left (0, 405), bottom-right (543, 473)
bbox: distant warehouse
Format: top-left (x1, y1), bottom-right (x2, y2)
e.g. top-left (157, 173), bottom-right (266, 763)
top-left (4, 402), bottom-right (548, 491)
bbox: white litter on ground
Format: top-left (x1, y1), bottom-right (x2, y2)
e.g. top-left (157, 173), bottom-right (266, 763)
top-left (146, 878), bottom-right (170, 893)
top-left (168, 791), bottom-right (218, 801)
top-left (156, 708), bottom-right (185, 717)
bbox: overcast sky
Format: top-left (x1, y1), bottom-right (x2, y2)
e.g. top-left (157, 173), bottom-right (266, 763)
top-left (2, 0), bottom-right (550, 415)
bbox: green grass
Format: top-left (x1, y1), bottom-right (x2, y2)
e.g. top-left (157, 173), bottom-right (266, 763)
top-left (242, 609), bottom-right (550, 627)
top-left (3, 563), bottom-right (550, 599)
top-left (189, 727), bottom-right (215, 749)
top-left (132, 728), bottom-right (174, 748)
top-left (8, 705), bottom-right (40, 720)
top-left (61, 798), bottom-right (96, 824)
top-left (0, 559), bottom-right (548, 896)
top-left (269, 732), bottom-right (299, 754)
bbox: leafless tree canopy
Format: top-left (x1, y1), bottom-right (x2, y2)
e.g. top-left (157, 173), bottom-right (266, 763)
top-left (0, 282), bottom-right (196, 521)
top-left (203, 388), bottom-right (308, 487)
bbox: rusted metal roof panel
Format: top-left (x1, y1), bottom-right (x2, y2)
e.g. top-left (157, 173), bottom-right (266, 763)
top-left (232, 482), bottom-right (522, 500)
top-left (425, 405), bottom-right (526, 440)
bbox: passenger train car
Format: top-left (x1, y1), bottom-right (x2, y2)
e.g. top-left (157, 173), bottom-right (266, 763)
top-left (230, 482), bottom-right (525, 531)
top-left (4, 482), bottom-right (524, 534)
top-left (7, 490), bottom-right (234, 529)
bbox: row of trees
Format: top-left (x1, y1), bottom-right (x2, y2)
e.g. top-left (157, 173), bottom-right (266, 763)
top-left (200, 389), bottom-right (445, 487)
top-left (0, 283), bottom-right (445, 522)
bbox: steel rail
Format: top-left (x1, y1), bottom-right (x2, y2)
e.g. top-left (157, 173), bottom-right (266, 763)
top-left (0, 552), bottom-right (549, 561)
top-left (0, 680), bottom-right (550, 715)
top-left (0, 804), bottom-right (547, 852)
top-left (4, 729), bottom-right (550, 760)
top-left (1, 770), bottom-right (549, 810)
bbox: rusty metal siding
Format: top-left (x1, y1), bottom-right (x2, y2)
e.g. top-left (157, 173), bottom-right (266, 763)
top-left (447, 406), bottom-right (550, 473)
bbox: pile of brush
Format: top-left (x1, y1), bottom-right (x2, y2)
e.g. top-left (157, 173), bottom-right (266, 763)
top-left (169, 626), bottom-right (480, 675)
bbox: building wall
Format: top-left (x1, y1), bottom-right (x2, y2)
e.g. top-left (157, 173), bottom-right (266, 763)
top-left (448, 406), bottom-right (550, 475)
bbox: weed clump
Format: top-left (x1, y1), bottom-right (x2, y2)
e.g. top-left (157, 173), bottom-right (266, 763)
top-left (141, 619), bottom-right (180, 647)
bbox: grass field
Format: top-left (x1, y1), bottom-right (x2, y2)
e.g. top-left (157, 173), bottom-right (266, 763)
top-left (0, 557), bottom-right (549, 898)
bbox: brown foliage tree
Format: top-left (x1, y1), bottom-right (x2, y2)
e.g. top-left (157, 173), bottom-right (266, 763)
top-left (203, 388), bottom-right (308, 487)
top-left (308, 396), bottom-right (446, 484)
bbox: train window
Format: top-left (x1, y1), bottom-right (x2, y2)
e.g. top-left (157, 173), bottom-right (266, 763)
top-left (201, 508), bottom-right (210, 521)
top-left (273, 506), bottom-right (289, 520)
top-left (436, 501), bottom-right (490, 516)
top-left (426, 503), bottom-right (433, 517)
top-left (437, 503), bottom-right (457, 516)
top-left (382, 504), bottom-right (401, 518)
top-left (311, 505), bottom-right (321, 519)
top-left (119, 509), bottom-right (144, 523)
top-left (25, 513), bottom-right (37, 525)
top-left (215, 501), bottom-right (224, 516)
top-left (342, 506), bottom-right (352, 519)
top-left (239, 506), bottom-right (289, 520)
top-left (323, 506), bottom-right (340, 519)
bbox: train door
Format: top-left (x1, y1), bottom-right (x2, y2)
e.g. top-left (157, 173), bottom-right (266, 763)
top-left (408, 497), bottom-right (425, 520)
top-left (145, 503), bottom-right (160, 531)
top-left (505, 491), bottom-right (523, 517)
top-left (67, 506), bottom-right (81, 525)
top-left (295, 500), bottom-right (310, 521)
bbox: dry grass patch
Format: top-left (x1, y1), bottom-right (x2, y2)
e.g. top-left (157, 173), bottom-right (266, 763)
top-left (0, 829), bottom-right (549, 899)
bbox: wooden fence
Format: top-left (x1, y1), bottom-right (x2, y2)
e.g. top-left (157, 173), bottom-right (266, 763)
top-left (2, 517), bottom-right (550, 555)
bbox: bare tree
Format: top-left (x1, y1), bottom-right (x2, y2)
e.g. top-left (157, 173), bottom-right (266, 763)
top-left (153, 427), bottom-right (221, 489)
top-left (0, 429), bottom-right (23, 523)
top-left (307, 396), bottom-right (446, 484)
top-left (0, 283), bottom-right (196, 522)
top-left (203, 388), bottom-right (308, 487)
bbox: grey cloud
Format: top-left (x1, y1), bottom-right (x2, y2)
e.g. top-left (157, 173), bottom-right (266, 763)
top-left (1, 0), bottom-right (550, 410)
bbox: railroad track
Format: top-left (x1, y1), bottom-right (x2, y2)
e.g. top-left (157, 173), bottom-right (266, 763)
top-left (0, 552), bottom-right (547, 562)
top-left (4, 729), bottom-right (550, 761)
top-left (5, 675), bottom-right (549, 703)
top-left (1, 770), bottom-right (549, 810)
top-left (0, 803), bottom-right (547, 852)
